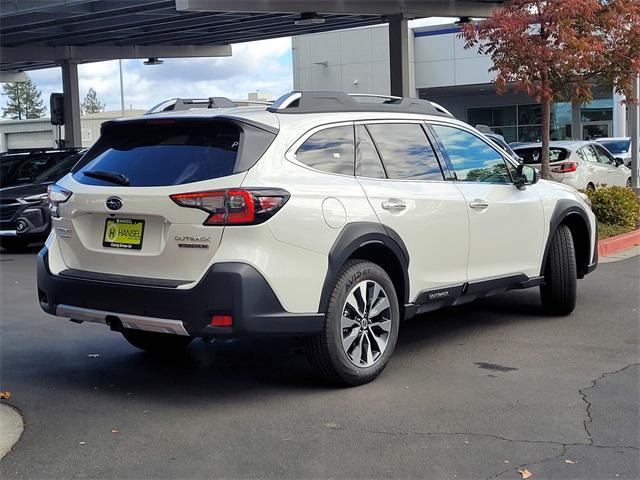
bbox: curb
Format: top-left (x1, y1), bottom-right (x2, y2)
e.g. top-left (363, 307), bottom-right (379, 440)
top-left (598, 229), bottom-right (640, 257)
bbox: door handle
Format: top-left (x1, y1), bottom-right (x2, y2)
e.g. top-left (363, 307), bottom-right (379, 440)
top-left (469, 199), bottom-right (489, 210)
top-left (381, 199), bottom-right (406, 211)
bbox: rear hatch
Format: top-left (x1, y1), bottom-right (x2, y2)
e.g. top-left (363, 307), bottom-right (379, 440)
top-left (53, 117), bottom-right (275, 283)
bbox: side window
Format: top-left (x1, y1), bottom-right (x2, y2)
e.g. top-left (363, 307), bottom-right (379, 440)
top-left (355, 125), bottom-right (386, 179)
top-left (581, 146), bottom-right (599, 163)
top-left (366, 123), bottom-right (444, 180)
top-left (432, 124), bottom-right (511, 184)
top-left (295, 126), bottom-right (354, 175)
top-left (592, 144), bottom-right (614, 164)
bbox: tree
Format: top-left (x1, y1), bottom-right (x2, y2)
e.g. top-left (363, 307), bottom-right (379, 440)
top-left (81, 87), bottom-right (105, 114)
top-left (1, 75), bottom-right (46, 120)
top-left (461, 0), bottom-right (640, 179)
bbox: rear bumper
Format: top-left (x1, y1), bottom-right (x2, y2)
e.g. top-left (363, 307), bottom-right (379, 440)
top-left (37, 248), bottom-right (324, 338)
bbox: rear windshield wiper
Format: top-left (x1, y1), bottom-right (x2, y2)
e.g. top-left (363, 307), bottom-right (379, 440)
top-left (83, 170), bottom-right (130, 186)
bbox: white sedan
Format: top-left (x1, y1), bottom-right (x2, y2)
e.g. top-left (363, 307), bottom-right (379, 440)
top-left (513, 140), bottom-right (631, 190)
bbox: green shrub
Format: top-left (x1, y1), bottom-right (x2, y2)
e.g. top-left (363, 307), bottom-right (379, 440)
top-left (597, 223), bottom-right (632, 240)
top-left (585, 186), bottom-right (640, 229)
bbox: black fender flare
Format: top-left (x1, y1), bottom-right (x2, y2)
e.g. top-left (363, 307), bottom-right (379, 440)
top-left (540, 199), bottom-right (594, 277)
top-left (318, 222), bottom-right (410, 313)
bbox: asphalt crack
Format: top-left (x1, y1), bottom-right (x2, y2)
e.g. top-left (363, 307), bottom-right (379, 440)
top-left (351, 363), bottom-right (639, 479)
top-left (578, 362), bottom-right (640, 446)
top-left (489, 445), bottom-right (570, 480)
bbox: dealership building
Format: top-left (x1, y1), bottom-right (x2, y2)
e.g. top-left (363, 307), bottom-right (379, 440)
top-left (292, 23), bottom-right (630, 143)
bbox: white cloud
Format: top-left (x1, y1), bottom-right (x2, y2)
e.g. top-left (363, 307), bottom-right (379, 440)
top-left (1, 36), bottom-right (293, 115)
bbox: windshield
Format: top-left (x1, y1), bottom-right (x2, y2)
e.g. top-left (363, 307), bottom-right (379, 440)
top-left (513, 147), bottom-right (569, 165)
top-left (597, 140), bottom-right (630, 155)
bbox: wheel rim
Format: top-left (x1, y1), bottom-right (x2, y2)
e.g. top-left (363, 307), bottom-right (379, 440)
top-left (340, 280), bottom-right (392, 368)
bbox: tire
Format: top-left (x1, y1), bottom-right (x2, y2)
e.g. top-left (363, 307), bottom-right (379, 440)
top-left (626, 178), bottom-right (632, 188)
top-left (121, 329), bottom-right (193, 354)
top-left (308, 260), bottom-right (400, 386)
top-left (540, 224), bottom-right (577, 315)
top-left (586, 183), bottom-right (596, 192)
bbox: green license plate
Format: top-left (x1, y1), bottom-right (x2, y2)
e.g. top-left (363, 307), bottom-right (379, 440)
top-left (103, 218), bottom-right (145, 250)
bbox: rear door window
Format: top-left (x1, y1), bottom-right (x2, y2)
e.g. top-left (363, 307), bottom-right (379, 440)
top-left (581, 146), bottom-right (599, 163)
top-left (366, 123), bottom-right (444, 180)
top-left (295, 126), bottom-right (355, 175)
top-left (74, 121), bottom-right (241, 187)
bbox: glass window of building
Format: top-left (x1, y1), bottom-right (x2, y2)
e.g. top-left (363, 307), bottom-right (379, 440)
top-left (466, 103), bottom-right (574, 143)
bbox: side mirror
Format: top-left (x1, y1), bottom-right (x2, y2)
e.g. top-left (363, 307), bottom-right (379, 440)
top-left (515, 164), bottom-right (538, 189)
top-left (614, 157), bottom-right (624, 167)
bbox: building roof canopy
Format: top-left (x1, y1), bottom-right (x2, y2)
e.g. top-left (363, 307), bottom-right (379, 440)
top-left (1, 0), bottom-right (501, 72)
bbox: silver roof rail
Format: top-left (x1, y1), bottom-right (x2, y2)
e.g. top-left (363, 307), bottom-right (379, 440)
top-left (267, 91), bottom-right (453, 117)
top-left (145, 97), bottom-right (273, 115)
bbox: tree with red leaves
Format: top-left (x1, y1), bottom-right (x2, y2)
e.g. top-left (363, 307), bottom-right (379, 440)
top-left (461, 0), bottom-right (640, 179)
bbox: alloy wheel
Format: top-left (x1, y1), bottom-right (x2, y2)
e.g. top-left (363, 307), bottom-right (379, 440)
top-left (340, 280), bottom-right (392, 367)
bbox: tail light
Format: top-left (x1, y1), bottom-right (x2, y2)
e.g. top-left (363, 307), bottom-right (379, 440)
top-left (170, 188), bottom-right (289, 226)
top-left (551, 162), bottom-right (578, 173)
top-left (47, 184), bottom-right (72, 218)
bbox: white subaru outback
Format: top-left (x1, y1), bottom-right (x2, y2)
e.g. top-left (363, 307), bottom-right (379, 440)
top-left (37, 92), bottom-right (598, 386)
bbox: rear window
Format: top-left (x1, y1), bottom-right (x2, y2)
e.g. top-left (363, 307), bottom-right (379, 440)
top-left (73, 121), bottom-right (241, 187)
top-left (513, 147), bottom-right (569, 165)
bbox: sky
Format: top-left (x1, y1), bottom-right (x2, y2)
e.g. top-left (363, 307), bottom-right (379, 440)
top-left (1, 18), bottom-right (453, 115)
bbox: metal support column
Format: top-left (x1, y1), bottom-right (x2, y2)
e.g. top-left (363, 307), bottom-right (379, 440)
top-left (630, 75), bottom-right (639, 195)
top-left (571, 102), bottom-right (582, 140)
top-left (388, 14), bottom-right (410, 98)
top-left (60, 60), bottom-right (82, 148)
top-left (613, 90), bottom-right (627, 137)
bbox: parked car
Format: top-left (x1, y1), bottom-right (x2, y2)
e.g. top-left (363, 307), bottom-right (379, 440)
top-left (37, 92), bottom-right (597, 385)
top-left (513, 141), bottom-right (632, 191)
top-left (0, 150), bottom-right (83, 250)
top-left (595, 137), bottom-right (635, 168)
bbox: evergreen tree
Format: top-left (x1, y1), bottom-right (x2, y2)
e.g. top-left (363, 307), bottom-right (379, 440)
top-left (1, 75), bottom-right (46, 120)
top-left (81, 87), bottom-right (106, 114)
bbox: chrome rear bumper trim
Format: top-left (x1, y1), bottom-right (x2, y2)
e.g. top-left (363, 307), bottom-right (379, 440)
top-left (55, 304), bottom-right (190, 336)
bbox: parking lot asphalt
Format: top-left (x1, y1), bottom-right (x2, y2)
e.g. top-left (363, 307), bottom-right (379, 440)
top-left (0, 249), bottom-right (638, 480)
